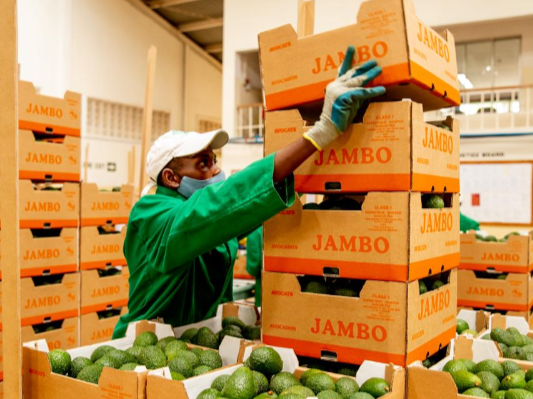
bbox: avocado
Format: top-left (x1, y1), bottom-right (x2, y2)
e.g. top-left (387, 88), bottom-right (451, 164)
top-left (198, 388), bottom-right (222, 399)
top-left (90, 345), bottom-right (115, 363)
top-left (181, 328), bottom-right (199, 342)
top-left (317, 390), bottom-right (342, 399)
top-left (281, 386), bottom-right (314, 398)
top-left (249, 347), bottom-right (283, 375)
top-left (501, 361), bottom-right (522, 376)
top-left (48, 349), bottom-right (71, 375)
top-left (303, 203), bottom-right (320, 210)
top-left (425, 195), bottom-right (445, 209)
top-left (333, 287), bottom-right (358, 297)
top-left (491, 328), bottom-right (508, 343)
top-left (270, 372), bottom-right (301, 395)
top-left (277, 394), bottom-right (305, 399)
top-left (476, 371), bottom-right (500, 394)
top-left (462, 329), bottom-right (479, 337)
top-left (359, 377), bottom-right (390, 398)
top-left (526, 370), bottom-right (533, 382)
top-left (335, 377), bottom-right (359, 398)
top-left (527, 380), bottom-right (533, 391)
top-left (107, 349), bottom-right (137, 366)
top-left (450, 370), bottom-right (482, 391)
top-left (119, 362), bottom-right (139, 371)
top-left (507, 347), bottom-right (525, 360)
top-left (77, 364), bottom-right (104, 384)
top-left (337, 368), bottom-right (357, 377)
top-left (199, 350), bottom-right (223, 369)
top-left (138, 346), bottom-right (167, 369)
top-left (197, 327), bottom-right (220, 349)
top-left (491, 391), bottom-right (506, 399)
top-left (461, 359), bottom-right (477, 373)
top-left (220, 328), bottom-right (244, 341)
top-left (192, 347), bottom-right (204, 357)
top-left (422, 359), bottom-right (433, 369)
top-left (171, 371), bottom-right (186, 381)
top-left (505, 389), bottom-right (533, 399)
top-left (212, 374), bottom-right (231, 391)
top-left (95, 355), bottom-right (122, 369)
top-left (485, 236), bottom-right (498, 242)
top-left (165, 340), bottom-right (190, 360)
top-left (304, 281), bottom-right (329, 295)
top-left (305, 373), bottom-right (335, 395)
top-left (497, 275), bottom-right (508, 280)
top-left (346, 394), bottom-right (373, 399)
top-left (70, 356), bottom-right (92, 378)
top-left (505, 232), bottom-right (521, 239)
top-left (253, 371), bottom-right (270, 395)
top-left (443, 359), bottom-right (468, 374)
top-left (156, 336), bottom-right (177, 351)
top-left (501, 373), bottom-right (527, 390)
top-left (522, 345), bottom-right (533, 355)
top-left (243, 325), bottom-right (261, 341)
top-left (168, 356), bottom-right (193, 378)
top-left (177, 349), bottom-right (200, 368)
top-left (133, 331), bottom-right (158, 347)
top-left (194, 365), bottom-right (214, 376)
top-left (299, 369), bottom-right (324, 386)
top-left (222, 366), bottom-right (256, 399)
top-left (432, 280), bottom-right (445, 290)
top-left (474, 360), bottom-right (504, 380)
top-left (254, 392), bottom-right (278, 399)
top-left (419, 280), bottom-right (428, 295)
top-left (126, 346), bottom-right (143, 360)
top-left (462, 387), bottom-right (490, 397)
top-left (457, 319), bottom-right (470, 334)
top-left (222, 317), bottom-right (246, 330)
top-left (225, 325), bottom-right (243, 334)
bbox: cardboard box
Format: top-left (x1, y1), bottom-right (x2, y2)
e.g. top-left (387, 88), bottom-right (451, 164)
top-left (233, 251), bottom-right (253, 280)
top-left (264, 103), bottom-right (460, 193)
top-left (458, 305), bottom-right (533, 330)
top-left (80, 267), bottom-right (129, 315)
top-left (80, 307), bottom-right (128, 346)
top-left (21, 273), bottom-right (79, 326)
top-left (19, 80), bottom-right (81, 137)
top-left (261, 269), bottom-right (457, 367)
top-left (21, 317), bottom-right (79, 350)
top-left (19, 129), bottom-right (81, 181)
top-left (264, 192), bottom-right (460, 282)
top-left (1, 228), bottom-right (77, 278)
top-left (258, 0), bottom-right (459, 112)
top-left (22, 321), bottom-right (171, 399)
top-left (80, 225), bottom-right (127, 270)
top-left (0, 331), bottom-right (3, 381)
top-left (456, 308), bottom-right (489, 335)
top-left (457, 269), bottom-right (533, 312)
top-left (80, 183), bottom-right (134, 226)
top-left (460, 231), bottom-right (533, 273)
top-left (19, 180), bottom-right (79, 229)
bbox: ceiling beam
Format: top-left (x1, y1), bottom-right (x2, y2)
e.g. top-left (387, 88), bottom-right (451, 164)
top-left (178, 18), bottom-right (223, 33)
top-left (205, 43), bottom-right (223, 54)
top-left (148, 0), bottom-right (203, 9)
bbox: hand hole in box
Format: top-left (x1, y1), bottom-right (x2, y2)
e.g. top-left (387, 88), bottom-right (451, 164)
top-left (325, 182), bottom-right (341, 191)
top-left (320, 350), bottom-right (338, 362)
top-left (323, 267), bottom-right (340, 278)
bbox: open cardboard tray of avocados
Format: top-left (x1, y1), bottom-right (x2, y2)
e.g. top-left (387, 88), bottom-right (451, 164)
top-left (476, 313), bottom-right (533, 343)
top-left (147, 341), bottom-right (405, 399)
top-left (456, 309), bottom-right (490, 338)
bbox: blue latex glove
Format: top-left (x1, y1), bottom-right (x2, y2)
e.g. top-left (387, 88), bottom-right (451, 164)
top-left (304, 46), bottom-right (386, 150)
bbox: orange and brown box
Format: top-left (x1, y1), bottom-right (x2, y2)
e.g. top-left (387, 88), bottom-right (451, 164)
top-left (264, 102), bottom-right (459, 193)
top-left (80, 226), bottom-right (127, 270)
top-left (0, 331), bottom-right (2, 381)
top-left (80, 307), bottom-right (127, 346)
top-left (18, 80), bottom-right (81, 137)
top-left (80, 183), bottom-right (134, 226)
top-left (19, 129), bottom-right (81, 182)
top-left (264, 192), bottom-right (460, 282)
top-left (258, 0), bottom-right (459, 112)
top-left (21, 317), bottom-right (79, 350)
top-left (261, 269), bottom-right (457, 367)
top-left (19, 180), bottom-right (79, 229)
top-left (21, 273), bottom-right (79, 326)
top-left (80, 267), bottom-right (129, 315)
top-left (458, 305), bottom-right (533, 330)
top-left (460, 231), bottom-right (533, 273)
top-left (457, 269), bottom-right (533, 312)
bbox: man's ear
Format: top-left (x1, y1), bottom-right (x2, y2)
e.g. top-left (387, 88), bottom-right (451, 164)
top-left (160, 168), bottom-right (181, 189)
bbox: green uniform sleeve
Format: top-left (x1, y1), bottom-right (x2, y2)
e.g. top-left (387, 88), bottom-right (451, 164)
top-left (460, 212), bottom-right (480, 232)
top-left (246, 227), bottom-right (263, 278)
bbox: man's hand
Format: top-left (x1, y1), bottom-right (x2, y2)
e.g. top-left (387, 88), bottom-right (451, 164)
top-left (303, 45), bottom-right (386, 150)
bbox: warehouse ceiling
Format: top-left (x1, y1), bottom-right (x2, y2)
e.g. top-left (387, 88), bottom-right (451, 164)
top-left (143, 0), bottom-right (224, 62)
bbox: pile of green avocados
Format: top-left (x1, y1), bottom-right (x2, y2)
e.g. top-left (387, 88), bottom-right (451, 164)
top-left (302, 194), bottom-right (444, 212)
top-left (197, 346), bottom-right (391, 399)
top-left (475, 232), bottom-right (521, 243)
top-left (477, 327), bottom-right (533, 362)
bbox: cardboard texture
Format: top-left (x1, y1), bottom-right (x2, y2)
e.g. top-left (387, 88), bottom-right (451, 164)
top-left (21, 273), bottom-right (79, 326)
top-left (18, 129), bottom-right (81, 181)
top-left (21, 317), bottom-right (79, 350)
top-left (22, 320), bottom-right (172, 399)
top-left (0, 331), bottom-right (3, 381)
top-left (80, 267), bottom-right (129, 314)
top-left (0, 228), bottom-right (78, 278)
top-left (264, 103), bottom-right (460, 193)
top-left (80, 183), bottom-right (134, 226)
top-left (258, 0), bottom-right (459, 112)
top-left (458, 305), bottom-right (533, 330)
top-left (233, 252), bottom-right (253, 280)
top-left (460, 231), bottom-right (533, 273)
top-left (457, 269), bottom-right (533, 311)
top-left (80, 307), bottom-right (128, 346)
top-left (19, 180), bottom-right (80, 229)
top-left (18, 80), bottom-right (81, 137)
top-left (264, 192), bottom-right (460, 281)
top-left (261, 269), bottom-right (457, 366)
top-left (80, 225), bottom-right (127, 270)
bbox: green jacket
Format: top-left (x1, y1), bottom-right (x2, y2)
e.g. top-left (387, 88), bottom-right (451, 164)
top-left (246, 227), bottom-right (263, 307)
top-left (460, 212), bottom-right (480, 232)
top-left (113, 154), bottom-right (294, 338)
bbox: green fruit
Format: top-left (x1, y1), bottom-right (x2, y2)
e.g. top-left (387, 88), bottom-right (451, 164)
top-left (222, 366), bottom-right (256, 399)
top-left (253, 371), bottom-right (270, 395)
top-left (96, 355), bottom-right (122, 369)
top-left (192, 347), bottom-right (204, 357)
top-left (156, 336), bottom-right (177, 351)
top-left (213, 375), bottom-right (232, 391)
top-left (198, 388), bottom-right (222, 399)
top-left (194, 365), bottom-right (214, 376)
top-left (444, 359), bottom-right (468, 374)
top-left (168, 349), bottom-right (199, 367)
top-left (492, 329), bottom-right (508, 343)
top-left (223, 317), bottom-right (246, 330)
top-left (475, 360), bottom-right (505, 380)
top-left (281, 386), bottom-right (314, 398)
top-left (485, 236), bottom-right (497, 242)
top-left (463, 387), bottom-right (490, 397)
top-left (270, 372), bottom-right (301, 395)
top-left (48, 349), bottom-right (71, 375)
top-left (522, 346), bottom-right (533, 355)
top-left (501, 373), bottom-right (527, 390)
top-left (336, 377), bottom-right (360, 398)
top-left (138, 346), bottom-right (167, 370)
top-left (502, 361), bottom-right (522, 376)
top-left (225, 325), bottom-right (243, 334)
top-left (107, 349), bottom-right (137, 366)
top-left (254, 392), bottom-right (278, 399)
top-left (305, 373), bottom-right (335, 394)
top-left (249, 347), bottom-right (283, 375)
top-left (220, 328), bottom-right (244, 341)
top-left (333, 288), bottom-right (358, 297)
top-left (317, 390), bottom-right (342, 399)
top-left (299, 369), bottom-right (324, 386)
top-left (359, 378), bottom-right (390, 398)
top-left (199, 350), bottom-right (223, 369)
top-left (422, 359), bottom-right (433, 369)
top-left (432, 280), bottom-right (445, 290)
top-left (90, 345), bottom-right (114, 363)
top-left (168, 357), bottom-right (193, 378)
top-left (126, 346), bottom-right (143, 360)
top-left (476, 371), bottom-right (501, 394)
top-left (303, 203), bottom-right (320, 210)
top-left (119, 363), bottom-right (139, 371)
top-left (451, 370), bottom-right (482, 391)
top-left (491, 391), bottom-right (506, 399)
top-left (457, 319), bottom-right (470, 334)
top-left (304, 281), bottom-right (329, 294)
top-left (171, 371), bottom-right (186, 381)
top-left (505, 389), bottom-right (533, 399)
top-left (507, 347), bottom-right (525, 360)
top-left (70, 356), bottom-right (92, 378)
top-left (526, 380), bottom-right (533, 392)
top-left (526, 370), bottom-right (533, 382)
top-left (165, 340), bottom-right (190, 360)
top-left (346, 394), bottom-right (373, 399)
top-left (277, 394), bottom-right (305, 399)
top-left (77, 364), bottom-right (104, 384)
top-left (337, 368), bottom-right (358, 377)
top-left (197, 327), bottom-right (220, 349)
top-left (419, 280), bottom-right (428, 295)
top-left (500, 343), bottom-right (509, 353)
top-left (515, 371), bottom-right (527, 379)
top-left (425, 195), bottom-right (444, 209)
top-left (133, 331), bottom-right (158, 347)
top-left (181, 328), bottom-right (199, 342)
top-left (461, 359), bottom-right (477, 373)
top-left (462, 329), bottom-right (479, 337)
top-left (243, 325), bottom-right (261, 341)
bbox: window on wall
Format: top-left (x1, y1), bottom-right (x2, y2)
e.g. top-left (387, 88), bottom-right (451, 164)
top-left (456, 38), bottom-right (521, 89)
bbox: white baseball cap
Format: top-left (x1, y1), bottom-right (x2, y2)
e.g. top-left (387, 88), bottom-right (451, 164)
top-left (146, 129), bottom-right (229, 184)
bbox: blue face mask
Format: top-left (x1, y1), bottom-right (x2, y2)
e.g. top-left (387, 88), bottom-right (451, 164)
top-left (177, 171), bottom-right (227, 198)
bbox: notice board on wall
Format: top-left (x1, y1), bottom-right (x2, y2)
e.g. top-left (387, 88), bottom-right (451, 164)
top-left (460, 162), bottom-right (533, 225)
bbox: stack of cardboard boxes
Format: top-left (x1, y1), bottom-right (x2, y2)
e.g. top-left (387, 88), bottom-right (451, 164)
top-left (259, 0), bottom-right (461, 368)
top-left (458, 231), bottom-right (533, 327)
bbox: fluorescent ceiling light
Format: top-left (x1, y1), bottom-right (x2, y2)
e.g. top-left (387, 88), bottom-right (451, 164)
top-left (458, 73), bottom-right (474, 89)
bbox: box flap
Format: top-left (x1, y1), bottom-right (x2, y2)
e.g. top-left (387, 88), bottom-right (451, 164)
top-left (489, 313), bottom-right (530, 334)
top-left (355, 361), bottom-right (401, 386)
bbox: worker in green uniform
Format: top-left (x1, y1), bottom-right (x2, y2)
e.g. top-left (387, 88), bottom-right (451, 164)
top-left (113, 46), bottom-right (385, 338)
top-left (460, 212), bottom-right (480, 232)
top-left (245, 227), bottom-right (263, 307)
